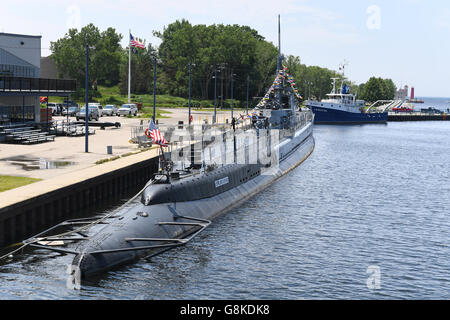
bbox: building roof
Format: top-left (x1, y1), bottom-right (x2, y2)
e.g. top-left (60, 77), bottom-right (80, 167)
top-left (0, 32), bottom-right (42, 39)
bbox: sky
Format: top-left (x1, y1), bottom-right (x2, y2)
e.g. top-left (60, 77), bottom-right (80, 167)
top-left (1, 0), bottom-right (449, 97)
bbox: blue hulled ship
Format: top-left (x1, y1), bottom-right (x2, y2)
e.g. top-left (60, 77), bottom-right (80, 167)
top-left (306, 77), bottom-right (388, 124)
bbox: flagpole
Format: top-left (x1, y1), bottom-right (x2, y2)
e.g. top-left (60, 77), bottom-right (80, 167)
top-left (128, 29), bottom-right (131, 104)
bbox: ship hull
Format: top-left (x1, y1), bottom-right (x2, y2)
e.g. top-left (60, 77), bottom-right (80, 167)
top-left (73, 123), bottom-right (314, 278)
top-left (309, 106), bottom-right (388, 124)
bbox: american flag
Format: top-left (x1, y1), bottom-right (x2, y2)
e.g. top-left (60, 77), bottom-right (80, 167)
top-left (145, 119), bottom-right (168, 147)
top-left (130, 33), bottom-right (145, 49)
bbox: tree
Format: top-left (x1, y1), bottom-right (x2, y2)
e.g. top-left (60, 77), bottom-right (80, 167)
top-left (283, 55), bottom-right (343, 100)
top-left (155, 20), bottom-right (273, 101)
top-left (50, 24), bottom-right (123, 89)
top-left (359, 77), bottom-right (396, 102)
top-left (118, 43), bottom-right (158, 95)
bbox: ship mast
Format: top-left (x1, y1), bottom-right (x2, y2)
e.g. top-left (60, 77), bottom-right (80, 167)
top-left (277, 14), bottom-right (283, 105)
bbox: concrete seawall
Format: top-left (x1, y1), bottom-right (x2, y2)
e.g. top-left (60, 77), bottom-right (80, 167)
top-left (388, 113), bottom-right (449, 121)
top-left (0, 150), bottom-right (160, 248)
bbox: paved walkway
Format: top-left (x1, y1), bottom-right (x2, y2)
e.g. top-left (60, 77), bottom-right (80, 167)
top-left (0, 107), bottom-right (250, 209)
top-left (0, 108), bottom-right (239, 181)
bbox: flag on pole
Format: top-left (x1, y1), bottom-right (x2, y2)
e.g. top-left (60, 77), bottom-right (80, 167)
top-left (130, 33), bottom-right (145, 49)
top-left (145, 119), bottom-right (168, 147)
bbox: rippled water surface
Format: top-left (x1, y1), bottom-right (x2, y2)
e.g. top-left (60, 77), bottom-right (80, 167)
top-left (1, 121), bottom-right (449, 299)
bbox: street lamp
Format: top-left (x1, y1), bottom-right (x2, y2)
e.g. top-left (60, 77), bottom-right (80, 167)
top-left (212, 67), bottom-right (220, 124)
top-left (84, 44), bottom-right (95, 153)
top-left (231, 70), bottom-right (236, 120)
top-left (246, 75), bottom-right (250, 115)
top-left (188, 62), bottom-right (196, 125)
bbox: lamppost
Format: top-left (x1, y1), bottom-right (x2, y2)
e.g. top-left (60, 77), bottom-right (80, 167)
top-left (187, 62), bottom-right (195, 125)
top-left (213, 67), bottom-right (219, 123)
top-left (231, 70), bottom-right (236, 120)
top-left (153, 56), bottom-right (157, 123)
top-left (85, 44), bottom-right (89, 153)
top-left (246, 75), bottom-right (250, 115)
top-left (308, 81), bottom-right (312, 100)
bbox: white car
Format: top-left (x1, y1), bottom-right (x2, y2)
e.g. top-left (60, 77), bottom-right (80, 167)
top-left (46, 103), bottom-right (60, 115)
top-left (103, 104), bottom-right (118, 116)
top-left (88, 103), bottom-right (103, 117)
top-left (118, 104), bottom-right (138, 116)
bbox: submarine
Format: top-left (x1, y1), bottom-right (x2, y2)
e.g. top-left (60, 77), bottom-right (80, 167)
top-left (69, 61), bottom-right (315, 279)
top-left (0, 21), bottom-right (315, 282)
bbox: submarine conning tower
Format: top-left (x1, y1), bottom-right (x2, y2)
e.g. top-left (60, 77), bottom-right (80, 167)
top-left (141, 163), bottom-right (262, 205)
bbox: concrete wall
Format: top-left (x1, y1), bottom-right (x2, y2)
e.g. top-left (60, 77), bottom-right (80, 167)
top-left (0, 156), bottom-right (159, 248)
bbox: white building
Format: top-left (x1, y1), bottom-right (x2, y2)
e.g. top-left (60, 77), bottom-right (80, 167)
top-left (395, 85), bottom-right (409, 100)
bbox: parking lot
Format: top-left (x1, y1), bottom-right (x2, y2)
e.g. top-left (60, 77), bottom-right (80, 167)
top-left (0, 107), bottom-right (237, 181)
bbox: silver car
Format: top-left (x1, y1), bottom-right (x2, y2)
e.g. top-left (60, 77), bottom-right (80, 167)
top-left (76, 106), bottom-right (100, 121)
top-left (118, 104), bottom-right (138, 116)
top-left (103, 104), bottom-right (118, 116)
top-left (88, 103), bottom-right (103, 117)
top-left (62, 106), bottom-right (79, 116)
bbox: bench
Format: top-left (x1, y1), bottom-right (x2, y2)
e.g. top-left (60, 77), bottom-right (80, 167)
top-left (22, 135), bottom-right (55, 144)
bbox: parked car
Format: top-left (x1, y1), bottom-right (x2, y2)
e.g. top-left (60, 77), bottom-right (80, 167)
top-left (88, 103), bottom-right (104, 117)
top-left (62, 106), bottom-right (79, 116)
top-left (76, 105), bottom-right (100, 121)
top-left (62, 100), bottom-right (77, 109)
top-left (118, 104), bottom-right (138, 116)
top-left (46, 103), bottom-right (62, 115)
top-left (103, 104), bottom-right (118, 116)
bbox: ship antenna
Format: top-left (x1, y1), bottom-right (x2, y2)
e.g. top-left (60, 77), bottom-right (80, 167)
top-left (276, 14), bottom-right (283, 105)
top-left (277, 14), bottom-right (281, 72)
top-left (278, 14), bottom-right (281, 56)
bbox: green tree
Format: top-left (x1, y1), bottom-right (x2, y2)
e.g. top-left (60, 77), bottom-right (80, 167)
top-left (50, 24), bottom-right (124, 90)
top-left (119, 43), bottom-right (158, 95)
top-left (359, 77), bottom-right (396, 102)
top-left (155, 20), bottom-right (273, 101)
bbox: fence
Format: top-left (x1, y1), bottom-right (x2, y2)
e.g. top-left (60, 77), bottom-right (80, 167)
top-left (0, 76), bottom-right (76, 93)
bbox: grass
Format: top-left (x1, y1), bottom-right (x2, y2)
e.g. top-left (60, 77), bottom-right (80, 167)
top-left (46, 85), bottom-right (247, 112)
top-left (94, 146), bottom-right (157, 165)
top-left (0, 175), bottom-right (42, 192)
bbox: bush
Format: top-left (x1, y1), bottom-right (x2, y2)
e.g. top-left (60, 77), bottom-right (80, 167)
top-left (71, 88), bottom-right (102, 101)
top-left (101, 96), bottom-right (123, 105)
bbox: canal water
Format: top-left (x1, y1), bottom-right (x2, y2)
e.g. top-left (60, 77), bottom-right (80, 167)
top-left (0, 121), bottom-right (449, 299)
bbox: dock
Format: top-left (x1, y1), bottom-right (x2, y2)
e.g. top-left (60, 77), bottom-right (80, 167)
top-left (0, 149), bottom-right (160, 249)
top-left (388, 113), bottom-right (449, 122)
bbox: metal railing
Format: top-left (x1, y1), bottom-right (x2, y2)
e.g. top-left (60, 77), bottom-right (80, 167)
top-left (0, 76), bottom-right (77, 93)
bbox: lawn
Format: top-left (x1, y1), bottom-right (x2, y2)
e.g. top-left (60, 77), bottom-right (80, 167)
top-left (0, 175), bottom-right (42, 192)
top-left (46, 85), bottom-right (247, 111)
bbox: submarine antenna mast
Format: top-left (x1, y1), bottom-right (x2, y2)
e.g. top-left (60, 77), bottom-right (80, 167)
top-left (277, 14), bottom-right (283, 105)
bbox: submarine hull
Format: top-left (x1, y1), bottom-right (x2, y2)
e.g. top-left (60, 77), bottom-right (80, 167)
top-left (74, 123), bottom-right (314, 278)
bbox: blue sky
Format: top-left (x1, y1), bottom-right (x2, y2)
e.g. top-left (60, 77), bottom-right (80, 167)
top-left (1, 0), bottom-right (449, 97)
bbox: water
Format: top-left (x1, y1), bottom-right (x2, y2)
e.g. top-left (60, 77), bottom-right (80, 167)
top-left (0, 121), bottom-right (449, 299)
top-left (416, 96), bottom-right (450, 112)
